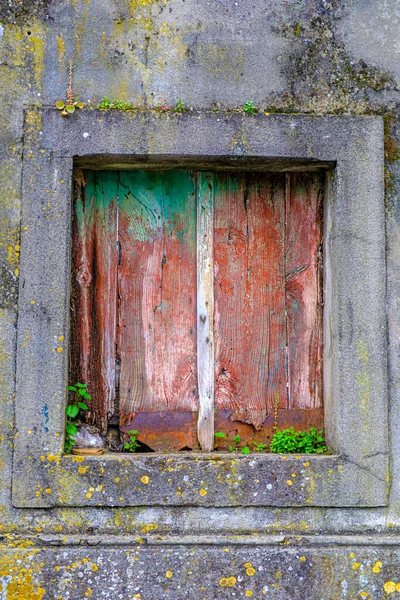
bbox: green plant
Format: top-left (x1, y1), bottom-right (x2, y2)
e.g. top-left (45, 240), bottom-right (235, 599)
top-left (98, 95), bottom-right (111, 109)
top-left (124, 430), bottom-right (141, 452)
top-left (243, 100), bottom-right (257, 114)
top-left (65, 382), bottom-right (90, 453)
top-left (56, 59), bottom-right (84, 117)
top-left (176, 97), bottom-right (185, 112)
top-left (214, 432), bottom-right (250, 454)
top-left (270, 427), bottom-right (327, 454)
top-left (253, 442), bottom-right (267, 452)
top-left (97, 96), bottom-right (133, 111)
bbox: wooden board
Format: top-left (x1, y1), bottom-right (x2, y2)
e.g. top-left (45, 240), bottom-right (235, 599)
top-left (214, 172), bottom-right (287, 430)
top-left (196, 173), bottom-right (215, 451)
top-left (70, 169), bottom-right (118, 433)
top-left (117, 171), bottom-right (198, 435)
top-left (285, 172), bottom-right (323, 409)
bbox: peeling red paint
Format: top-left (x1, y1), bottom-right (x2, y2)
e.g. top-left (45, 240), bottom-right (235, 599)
top-left (214, 173), bottom-right (287, 429)
top-left (117, 171), bottom-right (198, 425)
top-left (286, 173), bottom-right (323, 409)
top-left (71, 170), bottom-right (323, 446)
top-left (71, 170), bottom-right (118, 433)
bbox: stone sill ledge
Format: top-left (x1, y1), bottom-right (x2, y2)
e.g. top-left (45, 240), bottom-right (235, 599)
top-left (13, 452), bottom-right (383, 508)
top-left (4, 534), bottom-right (400, 548)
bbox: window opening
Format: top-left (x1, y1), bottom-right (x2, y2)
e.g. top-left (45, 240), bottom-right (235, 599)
top-left (70, 169), bottom-right (323, 453)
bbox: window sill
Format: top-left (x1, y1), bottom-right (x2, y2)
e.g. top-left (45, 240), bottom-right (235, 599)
top-left (13, 451), bottom-right (386, 508)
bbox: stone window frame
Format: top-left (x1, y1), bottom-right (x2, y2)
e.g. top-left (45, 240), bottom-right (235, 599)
top-left (12, 109), bottom-right (388, 509)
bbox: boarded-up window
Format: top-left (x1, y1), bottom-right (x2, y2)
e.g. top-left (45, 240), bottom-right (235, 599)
top-left (71, 170), bottom-right (323, 452)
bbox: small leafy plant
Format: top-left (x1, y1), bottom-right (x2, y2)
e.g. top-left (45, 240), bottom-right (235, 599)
top-left (214, 432), bottom-right (250, 454)
top-left (56, 59), bottom-right (84, 117)
top-left (97, 96), bottom-right (133, 111)
top-left (243, 100), bottom-right (257, 114)
top-left (253, 442), bottom-right (267, 452)
top-left (124, 430), bottom-right (141, 452)
top-left (176, 97), bottom-right (185, 112)
top-left (65, 382), bottom-right (91, 453)
top-left (270, 427), bottom-right (327, 454)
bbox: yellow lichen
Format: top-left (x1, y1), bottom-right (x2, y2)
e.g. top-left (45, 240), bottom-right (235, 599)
top-left (140, 523), bottom-right (158, 534)
top-left (0, 543), bottom-right (46, 599)
top-left (56, 34), bottom-right (66, 69)
top-left (384, 581), bottom-right (396, 594)
top-left (246, 567), bottom-right (256, 576)
top-left (199, 489), bottom-right (207, 496)
top-left (372, 565), bottom-right (381, 573)
top-left (140, 476), bottom-right (150, 484)
top-left (226, 576), bottom-right (236, 587)
top-left (166, 570), bottom-right (173, 579)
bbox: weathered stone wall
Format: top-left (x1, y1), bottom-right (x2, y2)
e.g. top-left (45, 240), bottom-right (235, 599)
top-left (1, 0), bottom-right (400, 597)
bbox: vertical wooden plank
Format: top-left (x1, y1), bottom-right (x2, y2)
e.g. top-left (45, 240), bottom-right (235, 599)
top-left (70, 170), bottom-right (118, 433)
top-left (285, 172), bottom-right (323, 409)
top-left (118, 171), bottom-right (198, 447)
top-left (214, 172), bottom-right (287, 430)
top-left (197, 172), bottom-right (214, 452)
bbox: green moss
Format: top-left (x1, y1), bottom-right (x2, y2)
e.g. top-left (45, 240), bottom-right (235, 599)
top-left (273, 2), bottom-right (397, 114)
top-left (294, 22), bottom-right (301, 37)
top-left (384, 114), bottom-right (400, 161)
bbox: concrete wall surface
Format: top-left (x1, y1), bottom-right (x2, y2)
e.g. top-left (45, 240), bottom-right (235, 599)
top-left (1, 0), bottom-right (400, 598)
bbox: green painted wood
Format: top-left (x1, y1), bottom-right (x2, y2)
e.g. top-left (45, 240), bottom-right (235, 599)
top-left (117, 171), bottom-right (198, 450)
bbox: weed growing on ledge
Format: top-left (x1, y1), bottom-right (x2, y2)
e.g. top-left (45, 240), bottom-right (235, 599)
top-left (65, 382), bottom-right (90, 453)
top-left (176, 97), bottom-right (185, 112)
top-left (270, 427), bottom-right (327, 454)
top-left (97, 96), bottom-right (133, 111)
top-left (253, 442), bottom-right (267, 452)
top-left (243, 100), bottom-right (257, 114)
top-left (56, 59), bottom-right (84, 117)
top-left (124, 430), bottom-right (141, 452)
top-left (215, 432), bottom-right (250, 454)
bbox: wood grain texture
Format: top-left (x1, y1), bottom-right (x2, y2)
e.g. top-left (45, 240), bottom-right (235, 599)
top-left (285, 172), bottom-right (323, 409)
top-left (118, 171), bottom-right (198, 425)
top-left (70, 169), bottom-right (324, 445)
top-left (214, 173), bottom-right (287, 430)
top-left (197, 172), bottom-right (215, 451)
top-left (71, 170), bottom-right (118, 433)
